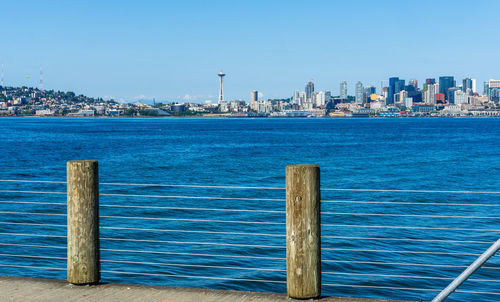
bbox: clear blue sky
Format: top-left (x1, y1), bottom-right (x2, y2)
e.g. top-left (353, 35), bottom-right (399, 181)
top-left (1, 0), bottom-right (499, 103)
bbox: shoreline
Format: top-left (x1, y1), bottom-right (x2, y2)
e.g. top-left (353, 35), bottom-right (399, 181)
top-left (0, 115), bottom-right (499, 119)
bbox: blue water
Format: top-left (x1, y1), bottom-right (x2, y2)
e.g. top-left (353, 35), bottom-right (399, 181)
top-left (0, 117), bottom-right (499, 301)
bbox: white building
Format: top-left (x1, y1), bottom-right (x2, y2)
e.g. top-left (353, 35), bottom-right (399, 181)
top-left (316, 91), bottom-right (327, 107)
top-left (425, 83), bottom-right (439, 105)
top-left (340, 81), bottom-right (348, 100)
top-left (404, 97), bottom-right (413, 109)
top-left (355, 81), bottom-right (364, 104)
top-left (454, 89), bottom-right (469, 105)
top-left (298, 92), bottom-right (306, 106)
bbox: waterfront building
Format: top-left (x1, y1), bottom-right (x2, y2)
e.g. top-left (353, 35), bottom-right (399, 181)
top-left (230, 100), bottom-right (246, 112)
top-left (340, 81), bottom-right (347, 100)
top-left (412, 104), bottom-right (435, 113)
top-left (439, 76), bottom-right (455, 101)
top-left (404, 97), bottom-right (413, 109)
top-left (355, 81), bottom-right (364, 104)
top-left (470, 95), bottom-right (489, 106)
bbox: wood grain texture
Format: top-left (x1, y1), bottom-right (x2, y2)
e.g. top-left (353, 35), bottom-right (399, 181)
top-left (67, 160), bottom-right (100, 285)
top-left (286, 164), bottom-right (321, 299)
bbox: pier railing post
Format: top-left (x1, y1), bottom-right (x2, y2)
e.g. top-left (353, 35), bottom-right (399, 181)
top-left (286, 164), bottom-right (321, 299)
top-left (67, 160), bottom-right (100, 285)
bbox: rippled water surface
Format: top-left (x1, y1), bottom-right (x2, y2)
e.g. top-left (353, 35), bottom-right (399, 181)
top-left (0, 117), bottom-right (499, 301)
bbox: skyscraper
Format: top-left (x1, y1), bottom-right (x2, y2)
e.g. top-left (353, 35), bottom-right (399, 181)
top-left (439, 76), bottom-right (455, 101)
top-left (364, 86), bottom-right (376, 103)
top-left (409, 79), bottom-right (418, 90)
top-left (425, 83), bottom-right (439, 104)
top-left (488, 79), bottom-right (500, 101)
top-left (340, 81), bottom-right (347, 100)
top-left (355, 81), bottom-right (364, 104)
top-left (305, 81), bottom-right (314, 101)
top-left (447, 87), bottom-right (459, 104)
top-left (463, 78), bottom-right (472, 93)
top-left (250, 90), bottom-right (258, 103)
top-left (388, 77), bottom-right (399, 105)
top-left (395, 79), bottom-right (405, 94)
top-left (250, 90), bottom-right (259, 111)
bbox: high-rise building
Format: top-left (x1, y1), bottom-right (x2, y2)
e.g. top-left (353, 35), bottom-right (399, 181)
top-left (250, 90), bottom-right (259, 111)
top-left (463, 78), bottom-right (472, 92)
top-left (355, 81), bottom-right (364, 104)
top-left (448, 87), bottom-right (459, 104)
top-left (381, 87), bottom-right (388, 100)
top-left (488, 79), bottom-right (500, 102)
top-left (299, 91), bottom-right (306, 105)
top-left (395, 79), bottom-right (405, 93)
top-left (250, 90), bottom-right (258, 103)
top-left (291, 90), bottom-right (300, 105)
top-left (409, 79), bottom-right (418, 90)
top-left (364, 86), bottom-right (376, 103)
top-left (425, 83), bottom-right (439, 104)
top-left (439, 76), bottom-right (455, 101)
top-left (388, 77), bottom-right (405, 104)
top-left (388, 77), bottom-right (399, 105)
top-left (340, 81), bottom-right (347, 100)
top-left (305, 81), bottom-right (314, 101)
top-left (316, 91), bottom-right (327, 107)
top-left (454, 89), bottom-right (469, 105)
top-left (426, 78), bottom-right (436, 85)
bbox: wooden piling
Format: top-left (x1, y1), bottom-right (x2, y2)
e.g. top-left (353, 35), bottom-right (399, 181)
top-left (67, 160), bottom-right (100, 285)
top-left (286, 164), bottom-right (321, 299)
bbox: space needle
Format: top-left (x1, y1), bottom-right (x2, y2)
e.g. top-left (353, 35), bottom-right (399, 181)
top-left (218, 71), bottom-right (226, 106)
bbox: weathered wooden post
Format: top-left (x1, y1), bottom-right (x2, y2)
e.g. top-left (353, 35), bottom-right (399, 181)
top-left (67, 160), bottom-right (100, 285)
top-left (286, 164), bottom-right (321, 299)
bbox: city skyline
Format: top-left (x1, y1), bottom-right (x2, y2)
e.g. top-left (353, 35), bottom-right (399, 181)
top-left (1, 1), bottom-right (499, 102)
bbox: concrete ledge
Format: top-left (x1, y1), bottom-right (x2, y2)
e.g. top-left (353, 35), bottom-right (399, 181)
top-left (0, 276), bottom-right (412, 302)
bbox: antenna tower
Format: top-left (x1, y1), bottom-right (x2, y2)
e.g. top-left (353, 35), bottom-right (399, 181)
top-left (1, 64), bottom-right (4, 87)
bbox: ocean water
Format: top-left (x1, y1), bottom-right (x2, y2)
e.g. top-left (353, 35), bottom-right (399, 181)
top-left (0, 117), bottom-right (499, 301)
